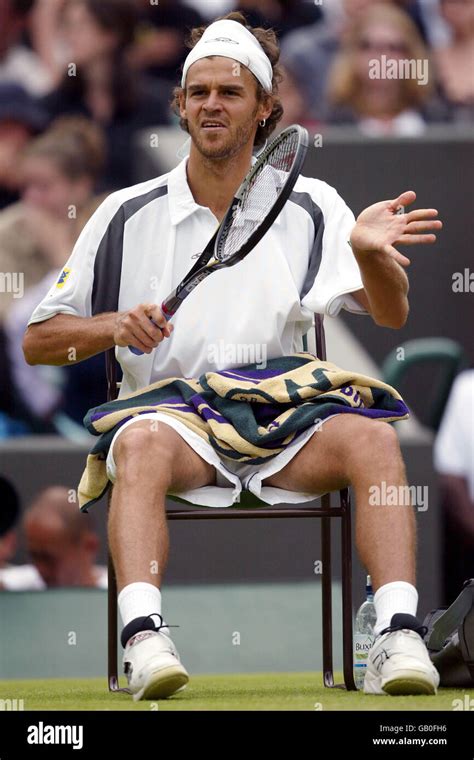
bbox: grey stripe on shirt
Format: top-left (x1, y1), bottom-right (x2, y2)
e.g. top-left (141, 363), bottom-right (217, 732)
top-left (288, 191), bottom-right (325, 300)
top-left (91, 184), bottom-right (169, 316)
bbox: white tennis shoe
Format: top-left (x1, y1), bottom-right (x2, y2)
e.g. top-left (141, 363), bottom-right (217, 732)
top-left (364, 614), bottom-right (440, 695)
top-left (123, 629), bottom-right (189, 701)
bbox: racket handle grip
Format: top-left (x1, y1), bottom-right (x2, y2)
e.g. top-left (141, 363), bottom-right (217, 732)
top-left (129, 344), bottom-right (148, 356)
top-left (128, 308), bottom-right (171, 355)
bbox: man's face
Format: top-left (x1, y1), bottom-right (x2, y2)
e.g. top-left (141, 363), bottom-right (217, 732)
top-left (25, 515), bottom-right (93, 587)
top-left (180, 56), bottom-right (269, 161)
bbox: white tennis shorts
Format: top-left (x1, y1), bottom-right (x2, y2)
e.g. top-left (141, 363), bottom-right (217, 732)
top-left (105, 412), bottom-right (338, 507)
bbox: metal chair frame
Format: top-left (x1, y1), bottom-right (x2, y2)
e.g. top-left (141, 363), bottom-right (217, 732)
top-left (106, 314), bottom-right (356, 692)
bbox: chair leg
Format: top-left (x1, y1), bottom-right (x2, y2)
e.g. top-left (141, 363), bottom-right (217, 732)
top-left (341, 488), bottom-right (356, 690)
top-left (108, 551), bottom-right (120, 691)
top-left (322, 488), bottom-right (356, 691)
top-left (107, 492), bottom-right (130, 693)
top-left (321, 495), bottom-right (334, 687)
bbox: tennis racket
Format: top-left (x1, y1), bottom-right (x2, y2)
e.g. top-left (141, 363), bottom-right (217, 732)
top-left (129, 124), bottom-right (309, 354)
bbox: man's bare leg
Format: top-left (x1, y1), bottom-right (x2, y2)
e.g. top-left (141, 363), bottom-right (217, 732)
top-left (108, 419), bottom-right (217, 700)
top-left (262, 414), bottom-right (438, 694)
top-left (109, 420), bottom-right (216, 592)
top-left (262, 415), bottom-right (415, 590)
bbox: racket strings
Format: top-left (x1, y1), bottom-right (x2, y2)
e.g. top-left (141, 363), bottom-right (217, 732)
top-left (216, 133), bottom-right (299, 261)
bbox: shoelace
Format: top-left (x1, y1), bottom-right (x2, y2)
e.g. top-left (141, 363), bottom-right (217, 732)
top-left (142, 613), bottom-right (179, 632)
top-left (380, 621), bottom-right (428, 638)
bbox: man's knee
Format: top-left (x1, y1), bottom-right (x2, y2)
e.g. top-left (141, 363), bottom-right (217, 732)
top-left (327, 415), bottom-right (399, 448)
top-left (361, 419), bottom-right (399, 449)
top-left (114, 423), bottom-right (175, 472)
top-left (347, 419), bottom-right (403, 471)
top-left (323, 416), bottom-right (401, 467)
top-left (112, 422), bottom-right (216, 491)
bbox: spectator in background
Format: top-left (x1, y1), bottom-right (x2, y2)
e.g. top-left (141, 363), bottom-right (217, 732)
top-left (0, 117), bottom-right (108, 430)
top-left (41, 0), bottom-right (171, 189)
top-left (0, 83), bottom-right (47, 210)
top-left (434, 370), bottom-right (474, 604)
top-left (235, 0), bottom-right (323, 39)
top-left (0, 476), bottom-right (20, 568)
top-left (129, 0), bottom-right (204, 88)
top-left (281, 0), bottom-right (385, 122)
top-left (27, 0), bottom-right (68, 89)
top-left (326, 4), bottom-right (446, 135)
top-left (435, 0), bottom-right (474, 122)
top-left (0, 117), bottom-right (105, 322)
top-left (0, 0), bottom-right (52, 95)
top-left (280, 0), bottom-right (429, 123)
top-left (278, 65), bottom-right (321, 132)
top-left (0, 486), bottom-right (107, 589)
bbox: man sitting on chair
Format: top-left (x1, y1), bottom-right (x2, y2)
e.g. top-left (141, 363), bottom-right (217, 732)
top-left (23, 13), bottom-right (442, 700)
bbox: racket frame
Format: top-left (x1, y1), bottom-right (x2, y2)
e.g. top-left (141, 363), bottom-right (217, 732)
top-left (161, 124), bottom-right (309, 318)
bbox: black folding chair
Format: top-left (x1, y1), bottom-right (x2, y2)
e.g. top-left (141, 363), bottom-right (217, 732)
top-left (106, 313), bottom-right (356, 692)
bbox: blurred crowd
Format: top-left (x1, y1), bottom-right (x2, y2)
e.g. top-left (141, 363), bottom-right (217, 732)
top-left (0, 477), bottom-right (107, 589)
top-left (0, 0), bottom-right (472, 437)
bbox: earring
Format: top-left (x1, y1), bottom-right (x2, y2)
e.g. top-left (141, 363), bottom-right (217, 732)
top-left (259, 118), bottom-right (266, 127)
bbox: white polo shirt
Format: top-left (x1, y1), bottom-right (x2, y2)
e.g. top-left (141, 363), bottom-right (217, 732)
top-left (28, 157), bottom-right (367, 398)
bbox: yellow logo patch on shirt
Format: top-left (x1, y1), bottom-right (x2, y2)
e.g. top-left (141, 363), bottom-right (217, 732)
top-left (56, 267), bottom-right (71, 288)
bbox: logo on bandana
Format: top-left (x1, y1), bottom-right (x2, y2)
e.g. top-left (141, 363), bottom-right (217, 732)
top-left (205, 37), bottom-right (239, 44)
top-left (56, 267), bottom-right (71, 288)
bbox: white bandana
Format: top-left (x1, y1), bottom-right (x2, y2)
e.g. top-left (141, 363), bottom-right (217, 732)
top-left (181, 19), bottom-right (273, 93)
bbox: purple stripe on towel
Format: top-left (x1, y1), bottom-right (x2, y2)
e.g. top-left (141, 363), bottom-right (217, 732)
top-left (217, 368), bottom-right (282, 381)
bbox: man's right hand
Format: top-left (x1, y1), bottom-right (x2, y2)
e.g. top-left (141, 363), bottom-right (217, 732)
top-left (113, 303), bottom-right (173, 355)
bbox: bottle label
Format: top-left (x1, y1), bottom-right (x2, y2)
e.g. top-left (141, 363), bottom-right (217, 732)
top-left (353, 633), bottom-right (375, 662)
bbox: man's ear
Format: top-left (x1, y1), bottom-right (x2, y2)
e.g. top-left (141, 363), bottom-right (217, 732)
top-left (258, 94), bottom-right (273, 123)
top-left (179, 89), bottom-right (187, 120)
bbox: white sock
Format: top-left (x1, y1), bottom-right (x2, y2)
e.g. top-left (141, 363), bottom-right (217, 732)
top-left (118, 582), bottom-right (164, 628)
top-left (374, 581), bottom-right (418, 636)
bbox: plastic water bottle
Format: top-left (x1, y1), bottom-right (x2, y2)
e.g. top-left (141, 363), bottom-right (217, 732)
top-left (353, 575), bottom-right (377, 690)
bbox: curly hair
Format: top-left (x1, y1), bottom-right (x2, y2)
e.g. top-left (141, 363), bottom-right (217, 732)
top-left (171, 11), bottom-right (284, 148)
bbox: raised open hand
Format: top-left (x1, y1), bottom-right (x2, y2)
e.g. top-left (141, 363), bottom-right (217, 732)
top-left (349, 191), bottom-right (443, 267)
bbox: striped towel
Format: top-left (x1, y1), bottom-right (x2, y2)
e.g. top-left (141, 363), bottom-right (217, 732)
top-left (78, 352), bottom-right (409, 510)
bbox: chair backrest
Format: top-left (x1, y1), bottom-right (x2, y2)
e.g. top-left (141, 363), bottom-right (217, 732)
top-left (381, 337), bottom-right (467, 431)
top-left (105, 314), bottom-right (326, 403)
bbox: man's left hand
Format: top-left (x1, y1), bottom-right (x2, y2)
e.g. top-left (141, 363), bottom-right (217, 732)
top-left (350, 190), bottom-right (443, 268)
